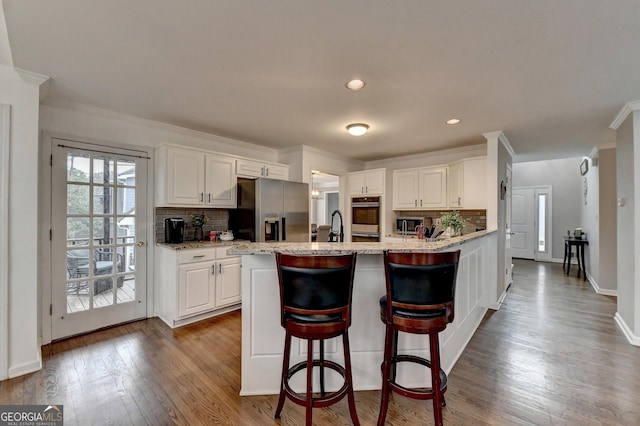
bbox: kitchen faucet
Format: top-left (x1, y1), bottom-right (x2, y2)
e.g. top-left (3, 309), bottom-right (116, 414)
top-left (329, 209), bottom-right (344, 242)
top-left (401, 219), bottom-right (408, 242)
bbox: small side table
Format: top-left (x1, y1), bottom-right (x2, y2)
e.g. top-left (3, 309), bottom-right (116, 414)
top-left (563, 237), bottom-right (588, 280)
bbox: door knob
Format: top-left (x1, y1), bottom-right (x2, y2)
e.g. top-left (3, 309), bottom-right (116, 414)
top-left (136, 241), bottom-right (145, 247)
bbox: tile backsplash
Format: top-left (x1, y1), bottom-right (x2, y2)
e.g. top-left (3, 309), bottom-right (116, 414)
top-left (393, 210), bottom-right (486, 235)
top-left (155, 208), bottom-right (229, 242)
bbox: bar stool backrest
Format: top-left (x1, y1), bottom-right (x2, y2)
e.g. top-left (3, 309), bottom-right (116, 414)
top-left (383, 251), bottom-right (461, 323)
top-left (276, 252), bottom-right (357, 327)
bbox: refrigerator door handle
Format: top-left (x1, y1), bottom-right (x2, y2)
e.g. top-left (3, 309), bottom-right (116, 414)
top-left (281, 217), bottom-right (286, 241)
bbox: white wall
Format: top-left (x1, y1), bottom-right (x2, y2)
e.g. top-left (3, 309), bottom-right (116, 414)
top-left (0, 66), bottom-right (42, 378)
top-left (614, 111), bottom-right (638, 342)
top-left (512, 157), bottom-right (583, 261)
top-left (597, 148), bottom-right (617, 293)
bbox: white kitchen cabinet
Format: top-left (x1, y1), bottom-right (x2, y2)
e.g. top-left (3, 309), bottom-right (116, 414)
top-left (348, 168), bottom-right (386, 196)
top-left (156, 146), bottom-right (237, 208)
top-left (155, 245), bottom-right (241, 328)
top-left (448, 157), bottom-right (486, 209)
top-left (179, 260), bottom-right (216, 317)
top-left (393, 166), bottom-right (447, 210)
top-left (236, 158), bottom-right (289, 181)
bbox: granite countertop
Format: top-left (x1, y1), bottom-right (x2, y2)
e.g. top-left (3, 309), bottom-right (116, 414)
top-left (228, 230), bottom-right (495, 255)
top-left (156, 239), bottom-right (248, 250)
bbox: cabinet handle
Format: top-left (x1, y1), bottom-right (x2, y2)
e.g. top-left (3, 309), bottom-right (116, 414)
top-left (218, 263), bottom-right (222, 274)
top-left (208, 193), bottom-right (211, 203)
top-left (200, 192), bottom-right (204, 203)
top-left (415, 199), bottom-right (417, 207)
top-left (365, 186), bottom-right (368, 193)
top-left (211, 264), bottom-right (215, 275)
top-left (362, 186), bottom-right (364, 194)
top-left (261, 166), bottom-right (265, 176)
top-left (193, 255), bottom-right (205, 259)
top-left (266, 167), bottom-right (269, 177)
top-left (458, 197), bottom-right (461, 205)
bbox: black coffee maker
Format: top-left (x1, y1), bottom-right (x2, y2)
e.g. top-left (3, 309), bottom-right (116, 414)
top-left (164, 218), bottom-right (185, 243)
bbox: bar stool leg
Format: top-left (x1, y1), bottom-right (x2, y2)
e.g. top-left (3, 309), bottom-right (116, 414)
top-left (390, 329), bottom-right (399, 382)
top-left (306, 339), bottom-right (314, 426)
top-left (320, 339), bottom-right (325, 396)
top-left (342, 332), bottom-right (360, 426)
top-left (377, 325), bottom-right (393, 426)
top-left (275, 332), bottom-right (292, 419)
top-left (429, 333), bottom-right (444, 426)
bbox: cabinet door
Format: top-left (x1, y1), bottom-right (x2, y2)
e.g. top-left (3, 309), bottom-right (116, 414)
top-left (216, 257), bottom-right (242, 307)
top-left (364, 170), bottom-right (385, 195)
top-left (448, 162), bottom-right (463, 208)
top-left (348, 172), bottom-right (366, 196)
top-left (236, 158), bottom-right (264, 178)
top-left (264, 163), bottom-right (289, 181)
top-left (179, 261), bottom-right (216, 317)
top-left (462, 158), bottom-right (487, 209)
top-left (419, 167), bottom-right (448, 209)
top-left (393, 170), bottom-right (420, 209)
top-left (205, 155), bottom-right (237, 207)
top-left (167, 148), bottom-right (205, 205)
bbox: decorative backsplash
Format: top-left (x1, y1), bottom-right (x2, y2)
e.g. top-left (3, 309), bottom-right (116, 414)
top-left (393, 209), bottom-right (486, 235)
top-left (155, 207), bottom-right (229, 242)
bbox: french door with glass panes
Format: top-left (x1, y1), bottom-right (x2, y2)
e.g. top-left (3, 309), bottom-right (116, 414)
top-left (51, 139), bottom-right (147, 339)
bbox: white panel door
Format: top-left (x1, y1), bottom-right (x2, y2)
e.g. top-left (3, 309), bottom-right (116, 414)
top-left (511, 188), bottom-right (535, 259)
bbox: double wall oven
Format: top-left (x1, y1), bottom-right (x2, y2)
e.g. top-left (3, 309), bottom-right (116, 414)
top-left (351, 196), bottom-right (380, 242)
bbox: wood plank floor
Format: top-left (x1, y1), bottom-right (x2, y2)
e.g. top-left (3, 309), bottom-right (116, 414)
top-left (2, 259), bottom-right (640, 425)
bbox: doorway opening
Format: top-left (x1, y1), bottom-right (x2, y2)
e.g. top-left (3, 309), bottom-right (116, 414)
top-left (511, 186), bottom-right (553, 261)
top-left (310, 171), bottom-right (340, 242)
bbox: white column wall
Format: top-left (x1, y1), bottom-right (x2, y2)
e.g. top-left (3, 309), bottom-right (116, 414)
top-left (0, 66), bottom-right (42, 377)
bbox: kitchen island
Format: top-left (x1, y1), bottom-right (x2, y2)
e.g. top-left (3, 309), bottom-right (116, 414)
top-left (228, 230), bottom-right (497, 396)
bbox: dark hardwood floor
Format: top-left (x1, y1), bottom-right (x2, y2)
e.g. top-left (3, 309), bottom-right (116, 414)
top-left (2, 259), bottom-right (639, 425)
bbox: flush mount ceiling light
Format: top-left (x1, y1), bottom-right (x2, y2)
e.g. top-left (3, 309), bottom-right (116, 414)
top-left (446, 118), bottom-right (462, 125)
top-left (346, 79), bottom-right (366, 90)
top-left (346, 123), bottom-right (369, 136)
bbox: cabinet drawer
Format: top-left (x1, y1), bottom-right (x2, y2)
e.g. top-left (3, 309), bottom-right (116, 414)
top-left (178, 249), bottom-right (216, 264)
top-left (216, 246), bottom-right (239, 260)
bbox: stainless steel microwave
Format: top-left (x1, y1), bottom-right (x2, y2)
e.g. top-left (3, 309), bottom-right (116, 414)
top-left (396, 217), bottom-right (423, 234)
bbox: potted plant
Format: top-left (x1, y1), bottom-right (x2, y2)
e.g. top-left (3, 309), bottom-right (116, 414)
top-left (190, 213), bottom-right (208, 241)
top-left (439, 211), bottom-right (465, 237)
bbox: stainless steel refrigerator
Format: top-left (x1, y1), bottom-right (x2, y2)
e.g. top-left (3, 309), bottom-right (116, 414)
top-left (229, 178), bottom-right (310, 242)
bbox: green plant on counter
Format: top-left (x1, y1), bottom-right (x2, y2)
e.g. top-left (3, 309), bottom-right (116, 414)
top-left (440, 211), bottom-right (465, 235)
top-left (190, 212), bottom-right (208, 229)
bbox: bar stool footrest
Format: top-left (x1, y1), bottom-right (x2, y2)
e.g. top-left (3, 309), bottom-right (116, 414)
top-left (387, 354), bottom-right (448, 400)
top-left (284, 359), bottom-right (350, 408)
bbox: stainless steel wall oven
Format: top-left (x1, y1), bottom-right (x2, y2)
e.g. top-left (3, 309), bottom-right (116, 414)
top-left (351, 196), bottom-right (380, 242)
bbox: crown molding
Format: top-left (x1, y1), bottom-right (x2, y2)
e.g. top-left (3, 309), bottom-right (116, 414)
top-left (483, 130), bottom-right (516, 158)
top-left (598, 142), bottom-right (616, 150)
top-left (14, 67), bottom-right (49, 85)
top-left (610, 100), bottom-right (640, 130)
top-left (366, 143), bottom-right (487, 169)
top-left (42, 97), bottom-right (277, 155)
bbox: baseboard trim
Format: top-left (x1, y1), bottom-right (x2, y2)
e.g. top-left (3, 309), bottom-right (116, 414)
top-left (8, 354), bottom-right (42, 379)
top-left (614, 313), bottom-right (640, 346)
top-left (488, 289), bottom-right (508, 311)
top-left (586, 272), bottom-right (617, 296)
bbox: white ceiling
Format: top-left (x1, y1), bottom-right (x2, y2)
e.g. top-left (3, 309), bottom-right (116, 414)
top-left (4, 1), bottom-right (640, 162)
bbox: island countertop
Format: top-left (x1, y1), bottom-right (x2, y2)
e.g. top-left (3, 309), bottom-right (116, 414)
top-left (228, 229), bottom-right (495, 255)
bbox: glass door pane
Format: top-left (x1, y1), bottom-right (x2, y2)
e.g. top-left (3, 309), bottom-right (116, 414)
top-left (537, 194), bottom-right (547, 253)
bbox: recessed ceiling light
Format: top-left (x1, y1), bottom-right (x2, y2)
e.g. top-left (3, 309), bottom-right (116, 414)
top-left (346, 79), bottom-right (366, 90)
top-left (346, 123), bottom-right (369, 136)
top-left (446, 118), bottom-right (462, 125)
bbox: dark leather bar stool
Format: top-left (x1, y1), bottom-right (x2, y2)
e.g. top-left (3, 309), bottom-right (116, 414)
top-left (274, 252), bottom-right (360, 426)
top-left (378, 250), bottom-right (461, 426)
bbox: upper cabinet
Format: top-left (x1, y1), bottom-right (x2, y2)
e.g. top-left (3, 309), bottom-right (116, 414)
top-left (236, 158), bottom-right (289, 181)
top-left (348, 168), bottom-right (386, 196)
top-left (156, 146), bottom-right (237, 208)
top-left (393, 166), bottom-right (448, 210)
top-left (448, 157), bottom-right (486, 209)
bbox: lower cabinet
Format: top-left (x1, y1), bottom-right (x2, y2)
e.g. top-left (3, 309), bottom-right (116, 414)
top-left (155, 246), bottom-right (241, 328)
